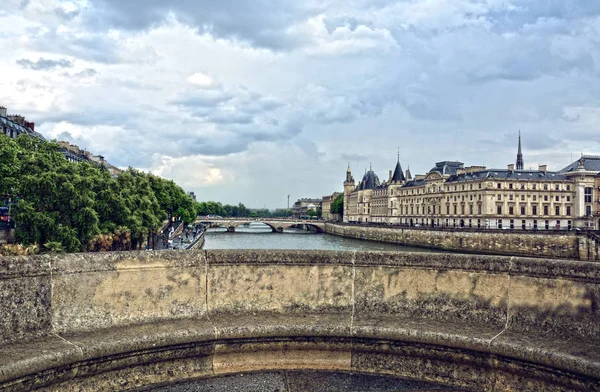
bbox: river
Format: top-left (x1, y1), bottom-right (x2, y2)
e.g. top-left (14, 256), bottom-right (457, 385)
top-left (203, 222), bottom-right (432, 252)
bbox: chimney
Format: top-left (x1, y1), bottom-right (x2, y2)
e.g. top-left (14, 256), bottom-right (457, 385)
top-left (456, 168), bottom-right (466, 176)
top-left (466, 165), bottom-right (485, 174)
top-left (0, 107), bottom-right (6, 117)
top-left (507, 164), bottom-right (515, 172)
top-left (539, 164), bottom-right (547, 174)
top-left (388, 170), bottom-right (392, 181)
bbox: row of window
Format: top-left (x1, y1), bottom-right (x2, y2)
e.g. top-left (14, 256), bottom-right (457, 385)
top-left (389, 203), bottom-right (574, 217)
top-left (390, 218), bottom-right (573, 230)
top-left (392, 181), bottom-right (573, 196)
top-left (497, 194), bottom-right (571, 202)
top-left (496, 183), bottom-right (570, 191)
top-left (498, 205), bottom-right (572, 216)
top-left (391, 191), bottom-right (576, 205)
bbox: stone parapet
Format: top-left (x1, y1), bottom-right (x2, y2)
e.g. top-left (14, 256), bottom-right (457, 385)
top-left (0, 250), bottom-right (599, 390)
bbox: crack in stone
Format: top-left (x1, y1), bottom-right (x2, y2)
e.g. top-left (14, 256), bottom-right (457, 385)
top-left (489, 256), bottom-right (513, 346)
top-left (53, 333), bottom-right (84, 356)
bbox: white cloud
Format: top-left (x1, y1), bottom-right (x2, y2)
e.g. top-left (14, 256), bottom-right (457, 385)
top-left (294, 15), bottom-right (398, 55)
top-left (186, 72), bottom-right (216, 88)
top-left (150, 154), bottom-right (234, 187)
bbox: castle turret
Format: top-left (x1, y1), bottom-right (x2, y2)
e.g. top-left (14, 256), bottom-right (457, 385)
top-left (343, 164), bottom-right (355, 222)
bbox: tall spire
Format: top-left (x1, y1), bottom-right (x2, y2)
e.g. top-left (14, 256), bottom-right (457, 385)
top-left (516, 130), bottom-right (524, 170)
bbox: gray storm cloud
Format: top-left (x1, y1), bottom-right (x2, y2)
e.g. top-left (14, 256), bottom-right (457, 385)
top-left (1, 0), bottom-right (599, 207)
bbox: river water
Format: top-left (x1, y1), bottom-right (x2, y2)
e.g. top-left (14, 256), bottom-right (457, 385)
top-left (203, 222), bottom-right (432, 252)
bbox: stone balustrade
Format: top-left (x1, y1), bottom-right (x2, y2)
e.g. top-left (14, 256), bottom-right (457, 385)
top-left (0, 249), bottom-right (599, 391)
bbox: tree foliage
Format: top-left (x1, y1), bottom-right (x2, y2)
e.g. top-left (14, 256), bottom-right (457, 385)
top-left (195, 201), bottom-right (251, 217)
top-left (1, 134), bottom-right (197, 252)
top-left (195, 201), bottom-right (292, 218)
top-left (330, 194), bottom-right (344, 215)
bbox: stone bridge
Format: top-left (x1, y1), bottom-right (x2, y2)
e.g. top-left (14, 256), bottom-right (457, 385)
top-left (198, 218), bottom-right (325, 233)
top-left (0, 250), bottom-right (599, 391)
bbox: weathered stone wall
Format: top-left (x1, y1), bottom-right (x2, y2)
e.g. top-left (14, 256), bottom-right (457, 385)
top-left (0, 250), bottom-right (599, 391)
top-left (325, 222), bottom-right (582, 259)
top-left (579, 233), bottom-right (600, 261)
top-left (0, 256), bottom-right (51, 344)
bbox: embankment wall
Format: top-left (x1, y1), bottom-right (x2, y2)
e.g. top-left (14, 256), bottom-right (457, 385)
top-left (325, 222), bottom-right (600, 260)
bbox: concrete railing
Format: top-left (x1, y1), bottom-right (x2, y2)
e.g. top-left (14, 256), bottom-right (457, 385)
top-left (0, 250), bottom-right (599, 391)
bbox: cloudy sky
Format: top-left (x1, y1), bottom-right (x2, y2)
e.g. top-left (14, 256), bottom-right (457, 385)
top-left (1, 0), bottom-right (599, 208)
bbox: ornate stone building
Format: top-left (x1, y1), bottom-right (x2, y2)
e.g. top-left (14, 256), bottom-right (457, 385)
top-left (343, 138), bottom-right (600, 230)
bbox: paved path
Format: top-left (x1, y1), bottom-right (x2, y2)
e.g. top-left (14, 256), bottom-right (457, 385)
top-left (145, 370), bottom-right (464, 391)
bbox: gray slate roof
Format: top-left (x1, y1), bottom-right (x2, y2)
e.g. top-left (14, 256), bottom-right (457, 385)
top-left (359, 170), bottom-right (380, 190)
top-left (446, 169), bottom-right (569, 183)
top-left (429, 161), bottom-right (464, 176)
top-left (403, 179), bottom-right (426, 188)
top-left (391, 160), bottom-right (405, 182)
top-left (560, 156), bottom-right (600, 173)
top-left (0, 116), bottom-right (46, 141)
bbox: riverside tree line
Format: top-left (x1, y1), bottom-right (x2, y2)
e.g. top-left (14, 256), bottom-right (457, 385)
top-left (1, 134), bottom-right (345, 254)
top-left (0, 135), bottom-right (197, 253)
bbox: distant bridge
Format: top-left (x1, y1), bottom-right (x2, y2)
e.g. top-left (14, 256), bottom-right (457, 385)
top-left (197, 218), bottom-right (325, 233)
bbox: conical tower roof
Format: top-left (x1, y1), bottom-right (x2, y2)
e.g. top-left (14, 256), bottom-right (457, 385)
top-left (391, 153), bottom-right (405, 182)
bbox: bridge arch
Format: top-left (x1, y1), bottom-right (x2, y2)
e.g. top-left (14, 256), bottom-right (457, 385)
top-left (0, 250), bottom-right (597, 391)
top-left (255, 221), bottom-right (280, 233)
top-left (285, 222), bottom-right (324, 233)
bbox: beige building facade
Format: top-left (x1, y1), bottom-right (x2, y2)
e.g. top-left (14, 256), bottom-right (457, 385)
top-left (343, 152), bottom-right (600, 231)
top-left (321, 192), bottom-right (341, 221)
top-left (292, 198), bottom-right (322, 218)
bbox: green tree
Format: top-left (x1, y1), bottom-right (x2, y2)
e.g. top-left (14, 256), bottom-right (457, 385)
top-left (272, 209), bottom-right (292, 218)
top-left (0, 134), bottom-right (197, 252)
top-left (330, 194), bottom-right (344, 216)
